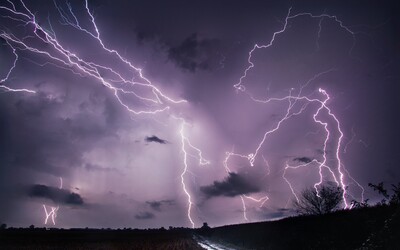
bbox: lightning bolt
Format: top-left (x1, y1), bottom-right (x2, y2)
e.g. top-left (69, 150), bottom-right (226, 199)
top-left (223, 150), bottom-right (269, 221)
top-left (234, 7), bottom-right (357, 92)
top-left (42, 177), bottom-right (63, 226)
top-left (0, 37), bottom-right (36, 93)
top-left (177, 117), bottom-right (210, 228)
top-left (42, 204), bottom-right (59, 225)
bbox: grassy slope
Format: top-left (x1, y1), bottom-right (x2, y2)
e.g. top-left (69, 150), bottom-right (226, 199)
top-left (205, 205), bottom-right (399, 249)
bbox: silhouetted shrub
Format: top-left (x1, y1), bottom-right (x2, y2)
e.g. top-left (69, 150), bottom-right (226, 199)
top-left (293, 184), bottom-right (343, 215)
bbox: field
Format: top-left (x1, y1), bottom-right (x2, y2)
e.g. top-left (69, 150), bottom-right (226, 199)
top-left (0, 228), bottom-right (203, 250)
top-left (1, 205), bottom-right (399, 249)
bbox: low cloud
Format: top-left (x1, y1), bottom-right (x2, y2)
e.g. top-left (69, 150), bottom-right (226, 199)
top-left (200, 172), bottom-right (260, 199)
top-left (293, 157), bottom-right (313, 164)
top-left (145, 135), bottom-right (168, 144)
top-left (28, 184), bottom-right (84, 205)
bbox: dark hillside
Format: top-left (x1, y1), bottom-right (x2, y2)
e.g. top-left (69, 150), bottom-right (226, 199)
top-left (203, 205), bottom-right (399, 249)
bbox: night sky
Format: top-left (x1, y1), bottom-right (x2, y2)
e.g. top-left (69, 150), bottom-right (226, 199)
top-left (0, 0), bottom-right (399, 229)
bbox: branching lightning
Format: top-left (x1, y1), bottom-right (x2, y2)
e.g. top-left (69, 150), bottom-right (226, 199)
top-left (229, 7), bottom-right (364, 221)
top-left (0, 37), bottom-right (36, 93)
top-left (234, 7), bottom-right (357, 92)
top-left (0, 0), bottom-right (185, 115)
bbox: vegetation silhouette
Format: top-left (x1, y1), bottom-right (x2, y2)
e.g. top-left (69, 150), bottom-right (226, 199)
top-left (293, 183), bottom-right (343, 215)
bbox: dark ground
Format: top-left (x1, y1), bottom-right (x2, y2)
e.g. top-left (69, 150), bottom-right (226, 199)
top-left (199, 205), bottom-right (400, 249)
top-left (0, 228), bottom-right (203, 250)
top-left (1, 205), bottom-right (399, 249)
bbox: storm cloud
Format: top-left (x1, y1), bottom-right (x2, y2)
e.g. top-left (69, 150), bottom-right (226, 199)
top-left (28, 184), bottom-right (84, 205)
top-left (200, 172), bottom-right (261, 198)
top-left (167, 33), bottom-right (219, 72)
top-left (145, 135), bottom-right (168, 144)
top-left (293, 157), bottom-right (313, 164)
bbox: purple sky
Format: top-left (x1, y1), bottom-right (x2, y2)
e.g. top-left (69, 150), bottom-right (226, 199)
top-left (0, 0), bottom-right (399, 229)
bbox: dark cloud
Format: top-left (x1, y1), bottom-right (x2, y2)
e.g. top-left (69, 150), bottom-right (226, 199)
top-left (293, 157), bottom-right (313, 164)
top-left (167, 33), bottom-right (219, 72)
top-left (134, 211), bottom-right (155, 220)
top-left (145, 135), bottom-right (168, 144)
top-left (146, 200), bottom-right (175, 212)
top-left (200, 172), bottom-right (261, 198)
top-left (28, 184), bottom-right (84, 205)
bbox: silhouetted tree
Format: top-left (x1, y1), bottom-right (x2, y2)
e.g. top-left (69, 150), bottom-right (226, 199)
top-left (351, 199), bottom-right (370, 209)
top-left (369, 182), bottom-right (400, 206)
top-left (199, 222), bottom-right (211, 237)
top-left (389, 182), bottom-right (400, 205)
top-left (0, 223), bottom-right (6, 230)
top-left (201, 222), bottom-right (210, 229)
top-left (293, 184), bottom-right (343, 215)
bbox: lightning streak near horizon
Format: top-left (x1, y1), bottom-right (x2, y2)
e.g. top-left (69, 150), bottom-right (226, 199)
top-left (42, 177), bottom-right (63, 225)
top-left (177, 117), bottom-right (210, 228)
top-left (230, 7), bottom-right (364, 220)
top-left (42, 205), bottom-right (59, 225)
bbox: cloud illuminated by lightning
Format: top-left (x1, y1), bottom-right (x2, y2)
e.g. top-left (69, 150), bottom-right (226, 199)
top-left (0, 0), bottom-right (366, 227)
